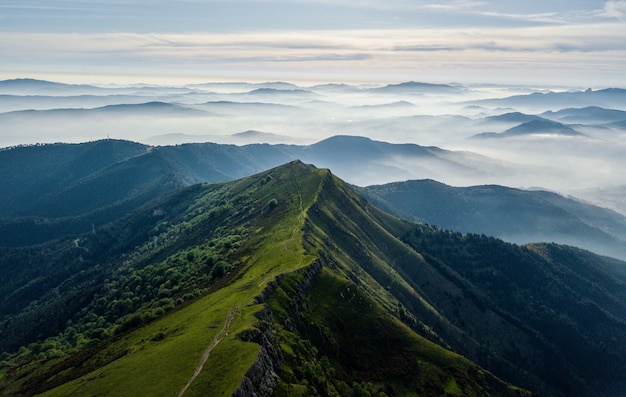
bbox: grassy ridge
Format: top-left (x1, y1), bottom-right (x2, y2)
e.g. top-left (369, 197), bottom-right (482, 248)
top-left (262, 171), bottom-right (532, 396)
top-left (6, 161), bottom-right (620, 396)
top-left (3, 161), bottom-right (323, 396)
top-left (23, 161), bottom-right (529, 396)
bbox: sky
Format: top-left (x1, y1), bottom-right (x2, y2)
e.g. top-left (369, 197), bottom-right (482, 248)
top-left (1, 0), bottom-right (626, 86)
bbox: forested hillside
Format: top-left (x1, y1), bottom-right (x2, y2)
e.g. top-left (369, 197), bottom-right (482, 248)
top-left (0, 137), bottom-right (508, 246)
top-left (359, 179), bottom-right (626, 260)
top-left (0, 161), bottom-right (624, 396)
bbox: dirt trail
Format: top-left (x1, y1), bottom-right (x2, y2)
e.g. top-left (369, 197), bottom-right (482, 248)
top-left (178, 307), bottom-right (238, 397)
top-left (284, 171), bottom-right (305, 255)
top-left (259, 171), bottom-right (305, 288)
top-left (180, 169), bottom-right (307, 394)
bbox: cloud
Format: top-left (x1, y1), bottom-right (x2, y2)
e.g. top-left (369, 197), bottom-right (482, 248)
top-left (394, 45), bottom-right (461, 52)
top-left (1, 23), bottom-right (625, 86)
top-left (604, 0), bottom-right (626, 20)
top-left (424, 1), bottom-right (487, 11)
top-left (478, 11), bottom-right (566, 24)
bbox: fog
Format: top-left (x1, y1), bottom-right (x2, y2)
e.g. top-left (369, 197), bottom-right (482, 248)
top-left (1, 78), bottom-right (625, 214)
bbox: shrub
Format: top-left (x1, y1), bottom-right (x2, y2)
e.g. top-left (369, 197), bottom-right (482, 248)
top-left (212, 261), bottom-right (229, 280)
top-left (261, 174), bottom-right (273, 185)
top-left (115, 314), bottom-right (143, 334)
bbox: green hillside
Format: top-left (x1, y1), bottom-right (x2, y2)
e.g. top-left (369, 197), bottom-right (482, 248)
top-left (0, 137), bottom-right (499, 247)
top-left (358, 179), bottom-right (626, 260)
top-left (1, 161), bottom-right (624, 396)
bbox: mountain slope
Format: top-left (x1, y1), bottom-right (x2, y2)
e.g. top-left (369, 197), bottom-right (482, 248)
top-left (484, 112), bottom-right (542, 124)
top-left (0, 140), bottom-right (295, 245)
top-left (358, 179), bottom-right (626, 260)
top-left (0, 161), bottom-right (531, 397)
top-left (312, 173), bottom-right (626, 396)
top-left (501, 119), bottom-right (583, 136)
top-left (0, 137), bottom-right (494, 219)
top-left (0, 78), bottom-right (102, 95)
top-left (1, 162), bottom-right (625, 396)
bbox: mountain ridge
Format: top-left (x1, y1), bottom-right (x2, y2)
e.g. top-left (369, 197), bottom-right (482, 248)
top-left (0, 161), bottom-right (532, 396)
top-left (1, 161), bottom-right (624, 396)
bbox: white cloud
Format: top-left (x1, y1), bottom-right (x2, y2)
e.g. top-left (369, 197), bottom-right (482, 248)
top-left (1, 20), bottom-right (625, 86)
top-left (604, 0), bottom-right (626, 20)
top-left (424, 1), bottom-right (487, 11)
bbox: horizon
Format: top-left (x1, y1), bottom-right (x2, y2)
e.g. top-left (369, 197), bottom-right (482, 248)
top-left (2, 75), bottom-right (622, 88)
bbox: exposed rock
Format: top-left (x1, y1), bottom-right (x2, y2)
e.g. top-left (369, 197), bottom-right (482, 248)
top-left (233, 260), bottom-right (323, 396)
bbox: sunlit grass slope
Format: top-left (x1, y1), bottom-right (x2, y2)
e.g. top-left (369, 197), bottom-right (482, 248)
top-left (15, 160), bottom-right (323, 396)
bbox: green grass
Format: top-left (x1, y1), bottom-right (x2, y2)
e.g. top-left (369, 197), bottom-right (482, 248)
top-left (444, 376), bottom-right (463, 396)
top-left (40, 287), bottom-right (259, 396)
top-left (34, 161), bottom-right (324, 396)
top-left (268, 265), bottom-right (529, 396)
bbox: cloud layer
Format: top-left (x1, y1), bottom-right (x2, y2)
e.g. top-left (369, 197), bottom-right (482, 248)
top-left (1, 1), bottom-right (625, 85)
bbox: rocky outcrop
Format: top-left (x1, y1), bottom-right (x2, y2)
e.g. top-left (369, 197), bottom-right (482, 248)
top-left (232, 314), bottom-right (281, 397)
top-left (232, 260), bottom-right (323, 397)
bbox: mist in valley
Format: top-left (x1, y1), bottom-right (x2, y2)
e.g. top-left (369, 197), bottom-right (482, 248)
top-left (3, 79), bottom-right (625, 211)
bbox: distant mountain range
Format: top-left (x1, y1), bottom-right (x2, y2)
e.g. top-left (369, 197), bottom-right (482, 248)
top-left (541, 106), bottom-right (626, 124)
top-left (0, 78), bottom-right (104, 95)
top-left (473, 118), bottom-right (585, 139)
top-left (369, 81), bottom-right (464, 94)
top-left (484, 112), bottom-right (542, 124)
top-left (0, 78), bottom-right (195, 96)
top-left (359, 179), bottom-right (626, 261)
top-left (144, 130), bottom-right (308, 146)
top-left (465, 88), bottom-right (626, 112)
top-left (2, 101), bottom-right (209, 120)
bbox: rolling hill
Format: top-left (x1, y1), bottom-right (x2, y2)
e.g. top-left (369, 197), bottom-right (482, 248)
top-left (359, 179), bottom-right (626, 261)
top-left (0, 137), bottom-right (511, 246)
top-left (464, 88), bottom-right (626, 112)
top-left (473, 119), bottom-right (584, 139)
top-left (541, 106), bottom-right (626, 124)
top-left (0, 161), bottom-right (624, 396)
top-left (370, 81), bottom-right (464, 95)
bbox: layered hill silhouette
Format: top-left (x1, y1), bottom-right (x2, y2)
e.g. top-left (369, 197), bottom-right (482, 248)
top-left (464, 88), bottom-right (626, 111)
top-left (473, 119), bottom-right (585, 139)
top-left (359, 179), bottom-right (626, 261)
top-left (0, 137), bottom-right (510, 246)
top-left (1, 161), bottom-right (625, 397)
top-left (1, 137), bottom-right (624, 262)
top-left (369, 81), bottom-right (464, 95)
top-left (541, 106), bottom-right (626, 124)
